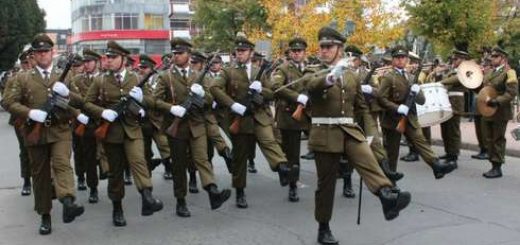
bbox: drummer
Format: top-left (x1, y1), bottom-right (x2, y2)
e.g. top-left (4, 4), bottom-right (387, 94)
top-left (378, 45), bottom-right (457, 179)
top-left (400, 52), bottom-right (433, 163)
top-left (436, 44), bottom-right (471, 168)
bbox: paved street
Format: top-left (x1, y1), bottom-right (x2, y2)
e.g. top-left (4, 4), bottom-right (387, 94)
top-left (1, 111), bottom-right (520, 245)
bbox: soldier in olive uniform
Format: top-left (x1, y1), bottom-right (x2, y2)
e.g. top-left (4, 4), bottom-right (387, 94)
top-left (69, 49), bottom-right (103, 203)
top-left (210, 36), bottom-right (290, 209)
top-left (480, 47), bottom-right (518, 178)
top-left (154, 38), bottom-right (231, 217)
top-left (3, 34), bottom-right (85, 235)
top-left (83, 41), bottom-right (163, 227)
top-left (378, 46), bottom-right (457, 179)
top-left (348, 45), bottom-right (403, 196)
top-left (137, 54), bottom-right (173, 180)
top-left (305, 27), bottom-right (411, 245)
top-left (1, 49), bottom-right (34, 196)
top-left (437, 46), bottom-right (470, 167)
top-left (272, 37), bottom-right (311, 202)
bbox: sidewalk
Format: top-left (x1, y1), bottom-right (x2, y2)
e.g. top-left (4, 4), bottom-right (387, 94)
top-left (430, 120), bottom-right (520, 157)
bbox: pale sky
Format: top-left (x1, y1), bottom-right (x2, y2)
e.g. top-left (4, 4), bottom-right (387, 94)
top-left (37, 0), bottom-right (71, 29)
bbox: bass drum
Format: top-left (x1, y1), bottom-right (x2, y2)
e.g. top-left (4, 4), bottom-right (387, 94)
top-left (416, 83), bottom-right (453, 127)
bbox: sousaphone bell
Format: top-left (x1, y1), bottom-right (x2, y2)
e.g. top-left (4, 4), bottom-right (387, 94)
top-left (457, 60), bottom-right (483, 89)
top-left (477, 86), bottom-right (498, 117)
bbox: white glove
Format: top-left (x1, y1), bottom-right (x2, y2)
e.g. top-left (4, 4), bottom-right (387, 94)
top-left (335, 58), bottom-right (350, 69)
top-left (76, 113), bottom-right (89, 125)
top-left (366, 136), bottom-right (374, 145)
top-left (397, 104), bottom-right (409, 116)
top-left (28, 109), bottom-right (48, 123)
top-left (410, 84), bottom-right (421, 94)
top-left (129, 87), bottom-right (143, 103)
top-left (231, 102), bottom-right (247, 116)
top-left (170, 105), bottom-right (186, 118)
top-left (212, 101), bottom-right (218, 109)
top-left (296, 94), bottom-right (309, 106)
top-left (330, 66), bottom-right (344, 80)
top-left (101, 109), bottom-right (118, 122)
top-left (138, 109), bottom-right (146, 118)
top-left (190, 84), bottom-right (205, 97)
top-left (361, 85), bottom-right (373, 95)
top-left (249, 81), bottom-right (262, 93)
top-left (52, 82), bottom-right (69, 97)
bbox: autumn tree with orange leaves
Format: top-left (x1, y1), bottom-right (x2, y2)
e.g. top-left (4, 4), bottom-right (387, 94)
top-left (248, 0), bottom-right (404, 57)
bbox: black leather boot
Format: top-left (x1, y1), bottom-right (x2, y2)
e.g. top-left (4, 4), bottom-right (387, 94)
top-left (277, 163), bottom-right (290, 187)
top-left (176, 198), bottom-right (191, 217)
top-left (61, 196), bottom-right (84, 223)
top-left (21, 177), bottom-right (31, 196)
top-left (39, 214), bottom-right (52, 235)
top-left (218, 147), bottom-right (233, 174)
top-left (140, 188), bottom-right (163, 216)
top-left (188, 171), bottom-right (199, 193)
top-left (431, 159), bottom-right (457, 179)
top-left (88, 188), bottom-right (99, 204)
top-left (235, 188), bottom-right (248, 209)
top-left (483, 162), bottom-right (503, 178)
top-left (162, 158), bottom-right (173, 180)
top-left (342, 173), bottom-right (355, 198)
top-left (206, 184), bottom-right (231, 210)
top-left (317, 223), bottom-right (338, 245)
top-left (400, 151), bottom-right (419, 162)
top-left (248, 158), bottom-right (257, 173)
top-left (77, 176), bottom-right (87, 191)
top-left (379, 159), bottom-right (404, 181)
top-left (444, 154), bottom-right (458, 169)
top-left (149, 158), bottom-right (162, 172)
top-left (472, 149), bottom-right (489, 160)
top-left (288, 184), bottom-right (299, 202)
top-left (301, 151), bottom-right (315, 160)
top-left (112, 201), bottom-right (126, 226)
top-left (439, 154), bottom-right (449, 160)
top-left (378, 186), bottom-right (411, 221)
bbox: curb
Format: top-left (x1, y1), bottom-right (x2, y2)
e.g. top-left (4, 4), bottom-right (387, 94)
top-left (431, 139), bottom-right (520, 158)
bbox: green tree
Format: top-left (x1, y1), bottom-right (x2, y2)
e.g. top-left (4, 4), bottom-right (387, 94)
top-left (404, 0), bottom-right (496, 57)
top-left (192, 0), bottom-right (268, 52)
top-left (0, 0), bottom-right (45, 70)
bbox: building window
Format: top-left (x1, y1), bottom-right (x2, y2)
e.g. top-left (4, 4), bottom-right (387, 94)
top-left (81, 14), bottom-right (104, 32)
top-left (144, 14), bottom-right (163, 30)
top-left (114, 13), bottom-right (138, 30)
top-left (170, 19), bottom-right (189, 30)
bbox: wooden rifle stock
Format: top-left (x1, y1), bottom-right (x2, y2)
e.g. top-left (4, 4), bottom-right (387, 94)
top-left (291, 104), bottom-right (305, 121)
top-left (396, 116), bottom-right (407, 134)
top-left (26, 123), bottom-right (42, 144)
top-left (94, 121), bottom-right (110, 140)
top-left (165, 117), bottom-right (181, 138)
top-left (74, 123), bottom-right (86, 137)
top-left (229, 117), bottom-right (241, 135)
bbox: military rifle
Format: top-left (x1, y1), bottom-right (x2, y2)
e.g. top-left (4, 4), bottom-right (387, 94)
top-left (26, 54), bottom-right (75, 144)
top-left (94, 70), bottom-right (156, 140)
top-left (165, 51), bottom-right (220, 138)
top-left (229, 60), bottom-right (270, 134)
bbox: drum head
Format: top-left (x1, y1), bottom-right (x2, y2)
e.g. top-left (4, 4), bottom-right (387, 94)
top-left (457, 60), bottom-right (483, 89)
top-left (477, 86), bottom-right (498, 117)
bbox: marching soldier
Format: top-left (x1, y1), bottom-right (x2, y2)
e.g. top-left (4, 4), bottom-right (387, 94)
top-left (210, 36), bottom-right (291, 208)
top-left (348, 45), bottom-right (404, 193)
top-left (69, 49), bottom-right (103, 203)
top-left (1, 48), bottom-right (34, 196)
top-left (480, 46), bottom-right (518, 178)
top-left (437, 45), bottom-right (470, 167)
top-left (154, 38), bottom-right (231, 217)
top-left (305, 27), bottom-right (411, 245)
top-left (3, 34), bottom-right (85, 235)
top-left (83, 40), bottom-right (163, 226)
top-left (137, 54), bottom-right (173, 179)
top-left (272, 37), bottom-right (311, 202)
top-left (378, 45), bottom-right (457, 179)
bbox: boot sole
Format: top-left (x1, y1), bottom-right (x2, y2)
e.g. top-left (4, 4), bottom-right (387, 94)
top-left (39, 226), bottom-right (52, 235)
top-left (210, 189), bottom-right (231, 210)
top-left (142, 203), bottom-right (163, 216)
top-left (384, 192), bottom-right (411, 221)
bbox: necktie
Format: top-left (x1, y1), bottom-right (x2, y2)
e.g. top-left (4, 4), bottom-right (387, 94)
top-left (43, 70), bottom-right (49, 81)
top-left (116, 74), bottom-right (122, 84)
top-left (181, 69), bottom-right (187, 79)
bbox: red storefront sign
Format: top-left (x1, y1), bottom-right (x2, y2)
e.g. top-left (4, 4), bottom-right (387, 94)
top-left (71, 30), bottom-right (169, 43)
